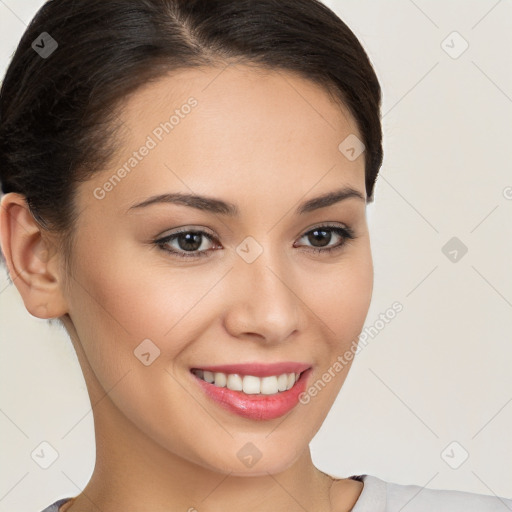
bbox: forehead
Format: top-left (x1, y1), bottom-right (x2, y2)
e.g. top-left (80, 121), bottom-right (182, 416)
top-left (79, 64), bottom-right (366, 216)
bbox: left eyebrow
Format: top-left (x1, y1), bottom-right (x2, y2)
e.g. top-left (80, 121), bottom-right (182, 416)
top-left (127, 186), bottom-right (366, 216)
top-left (296, 187), bottom-right (366, 214)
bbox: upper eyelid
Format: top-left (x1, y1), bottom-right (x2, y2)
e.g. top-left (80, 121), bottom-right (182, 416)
top-left (157, 222), bottom-right (351, 241)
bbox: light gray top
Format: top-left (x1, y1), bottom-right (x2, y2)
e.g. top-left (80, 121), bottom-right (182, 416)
top-left (350, 474), bottom-right (512, 512)
top-left (39, 474), bottom-right (512, 511)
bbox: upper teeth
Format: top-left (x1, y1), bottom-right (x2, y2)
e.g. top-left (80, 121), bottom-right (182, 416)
top-left (192, 369), bottom-right (301, 395)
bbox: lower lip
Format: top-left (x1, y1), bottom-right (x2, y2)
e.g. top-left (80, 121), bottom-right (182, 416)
top-left (191, 369), bottom-right (312, 421)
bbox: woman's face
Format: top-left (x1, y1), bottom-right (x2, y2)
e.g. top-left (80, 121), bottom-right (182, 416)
top-left (60, 64), bottom-right (373, 476)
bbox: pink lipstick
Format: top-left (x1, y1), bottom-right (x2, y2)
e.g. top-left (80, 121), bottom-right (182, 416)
top-left (189, 363), bottom-right (312, 421)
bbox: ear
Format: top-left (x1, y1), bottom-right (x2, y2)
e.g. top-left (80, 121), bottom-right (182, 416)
top-left (0, 192), bottom-right (69, 319)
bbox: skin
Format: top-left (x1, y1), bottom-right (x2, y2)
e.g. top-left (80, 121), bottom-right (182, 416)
top-left (0, 63), bottom-right (373, 511)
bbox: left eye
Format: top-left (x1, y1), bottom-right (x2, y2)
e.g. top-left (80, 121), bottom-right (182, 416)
top-left (154, 224), bottom-right (355, 259)
top-left (295, 225), bottom-right (355, 254)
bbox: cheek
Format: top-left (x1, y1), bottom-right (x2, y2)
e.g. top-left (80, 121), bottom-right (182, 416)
top-left (336, 254), bottom-right (374, 338)
top-left (66, 246), bottom-right (221, 460)
top-left (67, 235), bottom-right (234, 388)
top-left (70, 230), bottom-right (209, 338)
top-left (296, 244), bottom-right (373, 402)
top-left (299, 246), bottom-right (373, 346)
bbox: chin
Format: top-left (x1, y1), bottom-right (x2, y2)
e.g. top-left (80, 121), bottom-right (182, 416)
top-left (199, 438), bottom-right (308, 477)
top-left (209, 456), bottom-right (302, 478)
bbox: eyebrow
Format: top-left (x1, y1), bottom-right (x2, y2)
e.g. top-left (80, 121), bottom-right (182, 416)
top-left (127, 186), bottom-right (365, 216)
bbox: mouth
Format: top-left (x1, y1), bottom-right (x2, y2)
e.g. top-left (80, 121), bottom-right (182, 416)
top-left (189, 363), bottom-right (312, 420)
top-left (190, 368), bottom-right (305, 395)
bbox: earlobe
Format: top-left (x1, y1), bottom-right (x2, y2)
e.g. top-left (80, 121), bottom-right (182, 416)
top-left (0, 192), bottom-right (68, 319)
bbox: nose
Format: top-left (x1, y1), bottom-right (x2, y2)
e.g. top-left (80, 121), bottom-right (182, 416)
top-left (223, 247), bottom-right (303, 344)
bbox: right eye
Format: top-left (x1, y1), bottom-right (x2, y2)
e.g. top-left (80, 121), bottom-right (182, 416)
top-left (154, 229), bottom-right (220, 259)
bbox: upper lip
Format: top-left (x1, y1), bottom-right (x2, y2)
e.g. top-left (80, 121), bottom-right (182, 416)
top-left (190, 362), bottom-right (311, 377)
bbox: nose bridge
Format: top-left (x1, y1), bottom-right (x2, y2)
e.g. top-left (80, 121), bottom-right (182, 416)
top-left (225, 238), bottom-right (301, 342)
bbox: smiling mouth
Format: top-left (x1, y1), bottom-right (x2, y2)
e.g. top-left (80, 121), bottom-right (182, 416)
top-left (190, 368), bottom-right (306, 396)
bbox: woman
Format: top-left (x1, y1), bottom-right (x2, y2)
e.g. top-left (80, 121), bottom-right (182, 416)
top-left (0, 0), bottom-right (510, 510)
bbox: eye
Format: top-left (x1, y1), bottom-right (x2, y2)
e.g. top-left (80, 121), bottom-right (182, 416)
top-left (154, 228), bottom-right (218, 259)
top-left (154, 224), bottom-right (356, 259)
top-left (294, 224), bottom-right (356, 255)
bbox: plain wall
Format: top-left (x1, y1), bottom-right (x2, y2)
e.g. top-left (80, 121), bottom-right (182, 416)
top-left (0, 0), bottom-right (511, 510)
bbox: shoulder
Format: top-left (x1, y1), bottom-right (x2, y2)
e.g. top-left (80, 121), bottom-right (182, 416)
top-left (38, 498), bottom-right (72, 512)
top-left (350, 474), bottom-right (512, 512)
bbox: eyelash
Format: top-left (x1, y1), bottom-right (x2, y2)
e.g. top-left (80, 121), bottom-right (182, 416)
top-left (154, 224), bottom-right (356, 259)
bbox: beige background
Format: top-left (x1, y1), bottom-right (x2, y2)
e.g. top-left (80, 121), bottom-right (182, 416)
top-left (1, 0), bottom-right (511, 510)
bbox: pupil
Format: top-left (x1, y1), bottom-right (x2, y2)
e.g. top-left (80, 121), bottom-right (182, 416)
top-left (309, 229), bottom-right (331, 247)
top-left (179, 232), bottom-right (202, 251)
